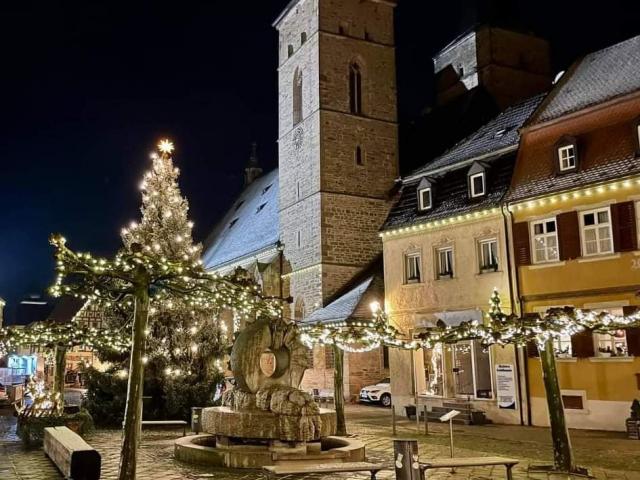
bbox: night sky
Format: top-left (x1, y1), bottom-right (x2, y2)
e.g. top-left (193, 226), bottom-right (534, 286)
top-left (1, 0), bottom-right (637, 323)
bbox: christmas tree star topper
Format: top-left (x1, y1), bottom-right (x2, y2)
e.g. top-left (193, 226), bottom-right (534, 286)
top-left (158, 139), bottom-right (174, 155)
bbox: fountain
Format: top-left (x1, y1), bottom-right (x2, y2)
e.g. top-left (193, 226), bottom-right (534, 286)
top-left (175, 317), bottom-right (365, 468)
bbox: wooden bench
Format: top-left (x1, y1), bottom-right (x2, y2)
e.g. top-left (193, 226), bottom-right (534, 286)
top-left (141, 420), bottom-right (188, 436)
top-left (44, 426), bottom-right (101, 480)
top-left (263, 461), bottom-right (389, 479)
top-left (420, 456), bottom-right (519, 480)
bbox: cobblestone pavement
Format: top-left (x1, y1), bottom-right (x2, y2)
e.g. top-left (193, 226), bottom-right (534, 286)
top-left (1, 405), bottom-right (639, 480)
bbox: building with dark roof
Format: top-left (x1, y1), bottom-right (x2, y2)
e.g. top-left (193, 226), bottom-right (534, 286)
top-left (380, 93), bottom-right (544, 425)
top-left (507, 34), bottom-right (640, 432)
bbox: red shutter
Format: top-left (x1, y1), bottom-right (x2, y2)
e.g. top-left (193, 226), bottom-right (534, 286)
top-left (557, 211), bottom-right (581, 260)
top-left (571, 330), bottom-right (595, 358)
top-left (623, 306), bottom-right (640, 357)
top-left (526, 341), bottom-right (539, 358)
top-left (513, 222), bottom-right (531, 266)
top-left (611, 201), bottom-right (638, 252)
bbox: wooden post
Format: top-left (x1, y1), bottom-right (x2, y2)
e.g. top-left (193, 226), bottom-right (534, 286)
top-left (118, 283), bottom-right (149, 480)
top-left (392, 405), bottom-right (397, 436)
top-left (539, 338), bottom-right (576, 472)
top-left (333, 344), bottom-right (347, 436)
top-left (423, 405), bottom-right (429, 435)
top-left (52, 345), bottom-right (67, 411)
top-left (393, 439), bottom-right (421, 480)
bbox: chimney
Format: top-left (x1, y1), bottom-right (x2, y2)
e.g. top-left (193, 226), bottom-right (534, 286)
top-left (244, 142), bottom-right (263, 187)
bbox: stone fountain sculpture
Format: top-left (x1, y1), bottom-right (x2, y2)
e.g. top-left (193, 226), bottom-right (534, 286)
top-left (175, 317), bottom-right (364, 469)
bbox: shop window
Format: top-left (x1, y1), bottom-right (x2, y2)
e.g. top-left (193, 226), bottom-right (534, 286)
top-left (580, 207), bottom-right (613, 256)
top-left (452, 341), bottom-right (493, 399)
top-left (531, 218), bottom-right (559, 263)
top-left (437, 247), bottom-right (454, 279)
top-left (404, 252), bottom-right (421, 284)
top-left (479, 239), bottom-right (498, 272)
top-left (422, 344), bottom-right (444, 397)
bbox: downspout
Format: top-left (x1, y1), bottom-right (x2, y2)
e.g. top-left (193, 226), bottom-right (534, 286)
top-left (501, 203), bottom-right (528, 426)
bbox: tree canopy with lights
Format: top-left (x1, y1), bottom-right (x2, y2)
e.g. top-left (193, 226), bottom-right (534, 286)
top-left (301, 289), bottom-right (640, 472)
top-left (49, 140), bottom-right (278, 480)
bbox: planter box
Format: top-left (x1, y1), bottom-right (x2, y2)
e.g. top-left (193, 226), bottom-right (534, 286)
top-left (626, 419), bottom-right (640, 440)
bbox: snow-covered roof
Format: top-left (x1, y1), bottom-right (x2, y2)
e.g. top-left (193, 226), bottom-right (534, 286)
top-left (303, 277), bottom-right (374, 325)
top-left (202, 169), bottom-right (280, 271)
top-left (533, 35), bottom-right (640, 124)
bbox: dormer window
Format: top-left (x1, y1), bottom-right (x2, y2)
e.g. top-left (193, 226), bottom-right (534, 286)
top-left (559, 145), bottom-right (576, 171)
top-left (418, 188), bottom-right (432, 210)
top-left (470, 173), bottom-right (485, 197)
top-left (555, 136), bottom-right (578, 173)
top-left (467, 162), bottom-right (488, 198)
top-left (416, 177), bottom-right (435, 211)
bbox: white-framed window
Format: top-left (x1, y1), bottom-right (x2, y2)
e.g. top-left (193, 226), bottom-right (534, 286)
top-left (554, 334), bottom-right (572, 357)
top-left (580, 208), bottom-right (613, 256)
top-left (437, 247), bottom-right (454, 278)
top-left (558, 145), bottom-right (576, 171)
top-left (479, 239), bottom-right (498, 272)
top-left (470, 172), bottom-right (485, 197)
top-left (531, 218), bottom-right (559, 263)
top-left (594, 330), bottom-right (628, 357)
top-left (418, 188), bottom-right (432, 211)
top-left (404, 252), bottom-right (422, 284)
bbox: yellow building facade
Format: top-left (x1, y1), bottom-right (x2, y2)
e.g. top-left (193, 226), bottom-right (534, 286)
top-left (507, 37), bottom-right (640, 430)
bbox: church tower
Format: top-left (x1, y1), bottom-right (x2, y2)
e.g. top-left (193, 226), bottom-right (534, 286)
top-left (274, 0), bottom-right (398, 317)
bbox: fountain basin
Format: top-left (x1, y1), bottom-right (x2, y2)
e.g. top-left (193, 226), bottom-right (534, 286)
top-left (175, 433), bottom-right (366, 469)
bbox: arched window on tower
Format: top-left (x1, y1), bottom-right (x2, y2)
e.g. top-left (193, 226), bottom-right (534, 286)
top-left (349, 63), bottom-right (362, 115)
top-left (293, 68), bottom-right (303, 126)
top-left (301, 32), bottom-right (307, 45)
top-left (294, 298), bottom-right (305, 321)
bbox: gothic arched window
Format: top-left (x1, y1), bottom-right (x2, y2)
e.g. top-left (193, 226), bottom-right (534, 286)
top-left (349, 62), bottom-right (362, 115)
top-left (293, 68), bottom-right (303, 126)
top-left (294, 298), bottom-right (305, 321)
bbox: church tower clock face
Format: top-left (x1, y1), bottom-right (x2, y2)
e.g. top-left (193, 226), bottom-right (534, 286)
top-left (293, 127), bottom-right (304, 150)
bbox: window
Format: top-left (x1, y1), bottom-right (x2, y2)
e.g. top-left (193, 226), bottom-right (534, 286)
top-left (453, 341), bottom-right (493, 399)
top-left (562, 394), bottom-right (585, 410)
top-left (349, 63), bottom-right (362, 115)
top-left (594, 330), bottom-right (628, 357)
top-left (296, 181), bottom-right (301, 201)
top-left (437, 247), bottom-right (454, 278)
top-left (287, 44), bottom-right (294, 58)
top-left (404, 252), bottom-right (421, 284)
top-left (554, 334), bottom-right (572, 357)
top-left (558, 144), bottom-right (576, 171)
top-left (228, 218), bottom-right (239, 229)
top-left (301, 32), bottom-right (307, 45)
top-left (306, 347), bottom-right (314, 367)
top-left (636, 121), bottom-right (640, 152)
top-left (382, 346), bottom-right (389, 369)
top-left (293, 68), bottom-right (303, 125)
top-left (297, 230), bottom-right (302, 248)
top-left (262, 184), bottom-right (272, 195)
top-left (355, 145), bottom-right (364, 165)
top-left (470, 172), bottom-right (485, 197)
top-left (479, 239), bottom-right (498, 272)
top-left (418, 188), bottom-right (432, 211)
top-left (256, 203), bottom-right (267, 213)
top-left (531, 218), bottom-right (559, 263)
top-left (580, 208), bottom-right (613, 256)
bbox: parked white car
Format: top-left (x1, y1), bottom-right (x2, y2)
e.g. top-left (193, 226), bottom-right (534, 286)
top-left (359, 378), bottom-right (391, 407)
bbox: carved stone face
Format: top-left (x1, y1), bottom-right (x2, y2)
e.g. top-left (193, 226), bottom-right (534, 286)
top-left (229, 317), bottom-right (308, 393)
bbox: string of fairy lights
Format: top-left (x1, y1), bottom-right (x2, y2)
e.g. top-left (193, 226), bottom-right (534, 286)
top-left (300, 289), bottom-right (640, 353)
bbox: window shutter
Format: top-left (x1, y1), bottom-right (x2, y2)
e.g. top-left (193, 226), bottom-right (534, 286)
top-left (526, 341), bottom-right (539, 358)
top-left (571, 330), bottom-right (595, 358)
top-left (611, 201), bottom-right (638, 252)
top-left (623, 306), bottom-right (640, 357)
top-left (557, 211), bottom-right (581, 260)
top-left (512, 222), bottom-right (531, 266)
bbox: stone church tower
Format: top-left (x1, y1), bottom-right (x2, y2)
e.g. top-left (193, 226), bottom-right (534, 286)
top-left (274, 0), bottom-right (399, 318)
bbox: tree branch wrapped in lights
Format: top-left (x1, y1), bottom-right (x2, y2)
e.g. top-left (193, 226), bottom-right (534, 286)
top-left (46, 140), bottom-right (280, 480)
top-left (301, 289), bottom-right (640, 472)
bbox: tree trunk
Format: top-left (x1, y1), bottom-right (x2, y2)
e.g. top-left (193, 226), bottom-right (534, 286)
top-left (52, 346), bottom-right (67, 412)
top-left (539, 338), bottom-right (576, 472)
top-left (118, 286), bottom-right (149, 480)
top-left (333, 344), bottom-right (347, 436)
